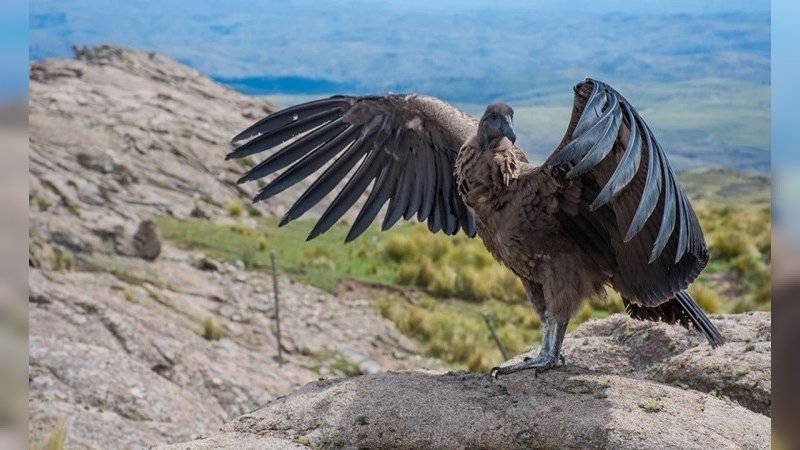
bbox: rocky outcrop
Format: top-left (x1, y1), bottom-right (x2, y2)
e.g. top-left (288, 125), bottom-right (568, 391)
top-left (160, 314), bottom-right (771, 450)
top-left (560, 312), bottom-right (771, 417)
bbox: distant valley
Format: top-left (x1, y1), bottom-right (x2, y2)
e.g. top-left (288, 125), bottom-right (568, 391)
top-left (30, 1), bottom-right (770, 174)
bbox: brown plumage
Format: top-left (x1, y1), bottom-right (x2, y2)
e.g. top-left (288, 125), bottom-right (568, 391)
top-left (228, 79), bottom-right (724, 376)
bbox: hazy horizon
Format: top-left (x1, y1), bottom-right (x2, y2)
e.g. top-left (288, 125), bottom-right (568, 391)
top-left (28, 1), bottom-right (771, 174)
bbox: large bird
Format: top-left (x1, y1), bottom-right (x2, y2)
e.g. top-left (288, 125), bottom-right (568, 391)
top-left (228, 79), bottom-right (724, 376)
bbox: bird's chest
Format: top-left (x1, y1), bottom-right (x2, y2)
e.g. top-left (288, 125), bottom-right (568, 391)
top-left (457, 159), bottom-right (564, 278)
top-left (472, 198), bottom-right (558, 279)
top-left (456, 150), bottom-right (519, 216)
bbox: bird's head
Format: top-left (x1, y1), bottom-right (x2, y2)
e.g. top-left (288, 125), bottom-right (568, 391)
top-left (478, 103), bottom-right (516, 148)
top-left (478, 103), bottom-right (517, 146)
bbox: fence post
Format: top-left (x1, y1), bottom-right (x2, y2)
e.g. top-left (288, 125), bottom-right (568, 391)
top-left (270, 250), bottom-right (283, 366)
top-left (481, 313), bottom-right (508, 361)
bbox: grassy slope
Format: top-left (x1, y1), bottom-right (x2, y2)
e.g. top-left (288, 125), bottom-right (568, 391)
top-left (157, 169), bottom-right (770, 372)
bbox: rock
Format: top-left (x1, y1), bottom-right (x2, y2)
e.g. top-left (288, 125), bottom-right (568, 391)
top-left (560, 312), bottom-right (771, 416)
top-left (132, 219), bottom-right (162, 261)
top-left (155, 312), bottom-right (770, 449)
top-left (159, 434), bottom-right (310, 450)
top-left (159, 368), bottom-right (769, 450)
top-left (190, 205), bottom-right (211, 220)
top-left (28, 260), bottom-right (426, 449)
top-left (195, 256), bottom-right (221, 272)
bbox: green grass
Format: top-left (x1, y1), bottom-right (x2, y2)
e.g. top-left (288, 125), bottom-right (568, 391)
top-left (313, 350), bottom-right (362, 377)
top-left (155, 215), bottom-right (420, 292)
top-left (639, 399), bottom-right (664, 413)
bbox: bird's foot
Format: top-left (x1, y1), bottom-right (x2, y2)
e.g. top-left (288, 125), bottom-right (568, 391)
top-left (490, 352), bottom-right (562, 378)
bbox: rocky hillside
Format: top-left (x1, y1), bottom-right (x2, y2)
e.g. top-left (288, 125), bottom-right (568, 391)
top-left (28, 46), bottom-right (771, 449)
top-left (28, 45), bottom-right (434, 449)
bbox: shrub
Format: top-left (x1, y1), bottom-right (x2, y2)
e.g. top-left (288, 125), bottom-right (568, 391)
top-left (383, 234), bottom-right (418, 262)
top-left (467, 347), bottom-right (487, 372)
top-left (709, 229), bottom-right (757, 261)
top-left (412, 232), bottom-right (451, 262)
top-left (396, 262), bottom-right (419, 285)
top-left (415, 256), bottom-right (437, 288)
top-left (300, 247), bottom-right (336, 270)
top-left (429, 266), bottom-right (458, 297)
top-left (35, 195), bottom-right (51, 212)
top-left (752, 283), bottom-right (771, 306)
top-left (51, 247), bottom-right (75, 271)
top-left (201, 317), bottom-right (225, 340)
top-left (455, 266), bottom-right (492, 301)
top-left (122, 287), bottom-right (136, 303)
top-left (490, 268), bottom-right (526, 304)
top-left (42, 417), bottom-right (68, 450)
top-left (687, 283), bottom-right (723, 314)
top-left (225, 199), bottom-right (244, 217)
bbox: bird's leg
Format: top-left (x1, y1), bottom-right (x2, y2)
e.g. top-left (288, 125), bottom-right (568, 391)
top-left (490, 313), bottom-right (567, 378)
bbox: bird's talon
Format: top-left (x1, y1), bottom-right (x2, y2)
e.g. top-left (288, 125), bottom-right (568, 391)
top-left (559, 354), bottom-right (566, 365)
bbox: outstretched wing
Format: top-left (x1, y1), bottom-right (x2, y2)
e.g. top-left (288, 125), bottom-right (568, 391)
top-left (229, 94), bottom-right (477, 242)
top-left (547, 79), bottom-right (709, 307)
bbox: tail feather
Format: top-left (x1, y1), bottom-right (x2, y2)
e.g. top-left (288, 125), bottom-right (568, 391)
top-left (624, 290), bottom-right (724, 348)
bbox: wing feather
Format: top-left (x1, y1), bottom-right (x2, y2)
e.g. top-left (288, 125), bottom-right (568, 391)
top-left (229, 104), bottom-right (347, 160)
top-left (346, 165), bottom-right (397, 242)
top-left (567, 96), bottom-right (622, 178)
top-left (548, 79), bottom-right (709, 309)
top-left (307, 144), bottom-right (389, 240)
top-left (279, 127), bottom-right (376, 226)
top-left (589, 104), bottom-right (641, 211)
top-left (255, 126), bottom-right (359, 202)
top-left (231, 94), bottom-right (477, 241)
top-left (231, 97), bottom-right (350, 144)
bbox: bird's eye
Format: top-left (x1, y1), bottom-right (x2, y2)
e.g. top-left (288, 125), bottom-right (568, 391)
top-left (490, 113), bottom-right (498, 120)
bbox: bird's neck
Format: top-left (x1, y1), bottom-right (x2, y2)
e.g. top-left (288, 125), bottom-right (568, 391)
top-left (478, 130), bottom-right (508, 151)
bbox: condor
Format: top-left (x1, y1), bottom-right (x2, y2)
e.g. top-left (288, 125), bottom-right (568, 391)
top-left (228, 79), bottom-right (723, 376)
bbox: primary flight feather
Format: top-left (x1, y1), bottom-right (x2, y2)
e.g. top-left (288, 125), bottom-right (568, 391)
top-left (228, 78), bottom-right (723, 376)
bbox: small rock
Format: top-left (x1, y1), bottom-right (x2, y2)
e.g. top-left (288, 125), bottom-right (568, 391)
top-left (132, 219), bottom-right (162, 261)
top-left (196, 256), bottom-right (220, 272)
top-left (189, 205), bottom-right (210, 219)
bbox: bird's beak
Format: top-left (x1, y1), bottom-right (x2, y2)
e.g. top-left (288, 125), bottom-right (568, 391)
top-left (502, 115), bottom-right (516, 144)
